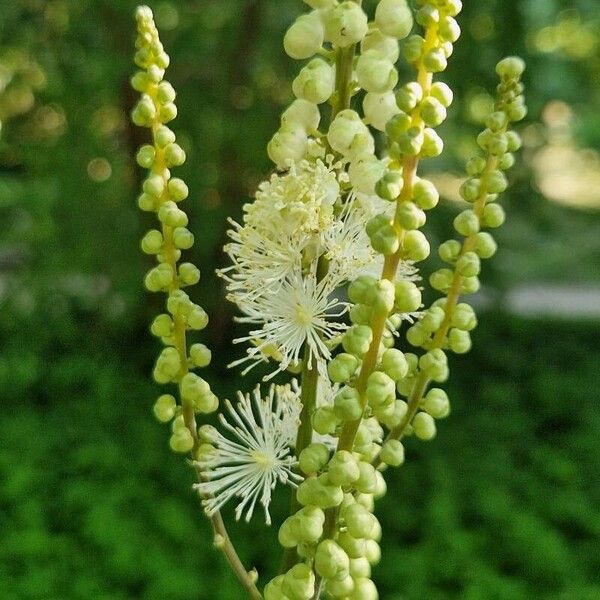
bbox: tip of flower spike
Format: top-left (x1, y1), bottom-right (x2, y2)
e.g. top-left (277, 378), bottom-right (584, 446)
top-left (135, 5), bottom-right (153, 21)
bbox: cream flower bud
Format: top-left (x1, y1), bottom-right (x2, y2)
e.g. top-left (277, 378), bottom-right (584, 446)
top-left (423, 388), bottom-right (450, 419)
top-left (361, 29), bottom-right (400, 63)
top-left (282, 563), bottom-right (315, 600)
top-left (348, 154), bottom-right (386, 195)
top-left (375, 0), bottom-right (413, 39)
top-left (356, 50), bottom-right (398, 94)
top-left (324, 2), bottom-right (368, 48)
top-left (315, 540), bottom-right (350, 580)
top-left (381, 348), bottom-right (409, 381)
top-left (281, 99), bottom-right (321, 132)
top-left (345, 503), bottom-right (377, 539)
top-left (334, 387), bottom-right (363, 421)
top-left (267, 125), bottom-right (308, 168)
top-left (292, 58), bottom-right (335, 104)
top-left (284, 12), bottom-right (324, 60)
top-left (299, 442), bottom-right (330, 474)
top-left (393, 280), bottom-right (421, 313)
top-left (328, 353), bottom-right (360, 383)
top-left (327, 109), bottom-right (374, 158)
top-left (153, 394), bottom-right (177, 423)
top-left (350, 578), bottom-right (378, 600)
top-left (264, 576), bottom-right (289, 600)
top-left (412, 411), bottom-right (437, 440)
top-left (363, 91), bottom-right (400, 132)
top-left (328, 450), bottom-right (360, 486)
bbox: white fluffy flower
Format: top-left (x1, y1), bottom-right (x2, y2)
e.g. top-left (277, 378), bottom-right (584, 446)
top-left (194, 384), bottom-right (303, 525)
top-left (230, 269), bottom-right (347, 378)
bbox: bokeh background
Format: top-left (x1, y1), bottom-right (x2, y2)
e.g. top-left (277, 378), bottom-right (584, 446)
top-left (1, 0), bottom-right (599, 598)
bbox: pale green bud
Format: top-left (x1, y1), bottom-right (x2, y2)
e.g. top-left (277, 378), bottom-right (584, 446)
top-left (404, 230), bottom-right (430, 262)
top-left (282, 563), bottom-right (315, 600)
top-left (349, 154), bottom-right (386, 195)
top-left (342, 325), bottom-right (373, 357)
top-left (456, 251), bottom-right (481, 277)
top-left (454, 209), bottom-right (480, 236)
top-left (159, 102), bottom-right (177, 123)
top-left (264, 576), bottom-right (289, 600)
top-left (397, 201), bottom-right (426, 231)
top-left (488, 133), bottom-right (509, 156)
top-left (486, 170), bottom-right (508, 194)
top-left (355, 461), bottom-right (377, 494)
top-left (363, 91), bottom-right (401, 132)
top-left (337, 531), bottom-right (366, 559)
top-left (348, 275), bottom-right (378, 304)
top-left (416, 5), bottom-right (439, 27)
top-left (194, 392), bottom-right (218, 414)
top-left (169, 428), bottom-right (194, 453)
top-left (158, 201), bottom-right (188, 228)
top-left (328, 450), bottom-right (361, 486)
top-left (505, 131), bottom-right (522, 152)
top-left (412, 411), bottom-right (437, 440)
top-left (460, 276), bottom-right (480, 295)
top-left (393, 280), bottom-right (421, 313)
top-left (150, 315), bottom-right (172, 341)
top-left (422, 388), bottom-right (450, 419)
top-left (136, 144), bottom-right (155, 169)
top-left (180, 372), bottom-right (210, 403)
top-left (356, 50), bottom-right (398, 94)
top-left (380, 398), bottom-right (408, 429)
top-left (397, 126), bottom-right (424, 155)
top-left (451, 303), bottom-right (477, 331)
top-left (296, 506), bottom-right (326, 542)
top-left (466, 156), bottom-right (487, 176)
top-left (403, 34), bottom-right (424, 64)
top-left (349, 557), bottom-right (371, 578)
top-left (137, 192), bottom-right (155, 212)
top-left (131, 70), bottom-right (150, 92)
top-left (364, 279), bottom-right (395, 313)
top-left (189, 343), bottom-right (211, 368)
top-left (366, 371), bottom-right (395, 408)
top-left (144, 174), bottom-right (165, 197)
top-left (164, 143), bottom-right (186, 167)
top-left (385, 110), bottom-right (412, 140)
top-left (153, 394), bottom-right (177, 423)
top-left (420, 96), bottom-right (447, 127)
top-left (380, 438), bottom-right (405, 467)
top-left (187, 304), bottom-right (209, 330)
top-left (297, 474), bottom-right (344, 509)
top-left (268, 125), bottom-right (308, 169)
top-left (421, 127), bottom-right (444, 157)
top-left (177, 262), bottom-right (199, 286)
top-left (395, 81), bottom-right (423, 112)
top-left (345, 503), bottom-right (376, 539)
top-left (312, 405), bottom-right (340, 435)
top-left (421, 306), bottom-right (445, 333)
top-left (278, 518), bottom-right (299, 549)
top-left (141, 229), bottom-right (163, 254)
top-left (362, 29), bottom-right (400, 63)
top-left (334, 387), bottom-right (363, 421)
top-left (381, 348), bottom-right (408, 381)
top-left (496, 56), bottom-right (526, 80)
top-left (375, 170), bottom-right (403, 201)
top-left (365, 539), bottom-right (381, 565)
top-left (145, 264), bottom-right (173, 292)
top-left (482, 203), bottom-right (505, 228)
top-left (324, 1), bottom-right (368, 48)
top-left (349, 303), bottom-right (373, 325)
top-left (419, 348), bottom-right (447, 379)
top-left (473, 231), bottom-right (497, 259)
top-left (328, 353), bottom-right (360, 383)
top-left (448, 327), bottom-right (472, 354)
top-left (325, 575), bottom-right (354, 597)
top-left (430, 81), bottom-right (453, 107)
top-left (406, 322), bottom-right (428, 347)
top-left (349, 578), bottom-right (378, 600)
top-left (438, 239), bottom-right (461, 263)
top-left (460, 178), bottom-right (482, 203)
top-left (281, 99), bottom-right (321, 132)
top-left (284, 12), bottom-right (324, 60)
top-left (163, 180), bottom-right (187, 205)
top-left (375, 0), bottom-right (413, 40)
top-left (423, 47), bottom-right (447, 73)
top-left (173, 227), bottom-right (194, 250)
top-left (299, 443), bottom-right (330, 474)
top-left (315, 539), bottom-right (350, 580)
top-left (498, 152), bottom-right (516, 170)
top-left (439, 15), bottom-right (461, 42)
top-left (156, 81), bottom-right (176, 104)
top-left (486, 110), bottom-right (508, 132)
top-left (328, 109), bottom-right (374, 158)
top-left (292, 58), bottom-right (335, 104)
top-left (413, 178), bottom-right (439, 210)
top-left (155, 125), bottom-right (176, 148)
top-left (132, 94), bottom-right (156, 126)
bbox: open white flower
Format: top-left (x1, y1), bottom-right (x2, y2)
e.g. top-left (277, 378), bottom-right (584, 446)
top-left (230, 268), bottom-right (347, 378)
top-left (194, 384), bottom-right (302, 525)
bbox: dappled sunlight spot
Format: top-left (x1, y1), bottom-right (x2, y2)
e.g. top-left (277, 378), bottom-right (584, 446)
top-left (87, 158), bottom-right (112, 183)
top-left (201, 188), bottom-right (221, 209)
top-left (531, 101), bottom-right (600, 209)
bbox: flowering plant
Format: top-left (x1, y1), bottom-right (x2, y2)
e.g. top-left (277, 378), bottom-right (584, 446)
top-left (130, 2), bottom-right (526, 598)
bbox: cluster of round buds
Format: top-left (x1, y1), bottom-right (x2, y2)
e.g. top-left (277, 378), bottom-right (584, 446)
top-left (132, 6), bottom-right (218, 454)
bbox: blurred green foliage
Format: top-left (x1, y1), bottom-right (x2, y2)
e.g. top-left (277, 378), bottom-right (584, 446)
top-left (1, 0), bottom-right (599, 598)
